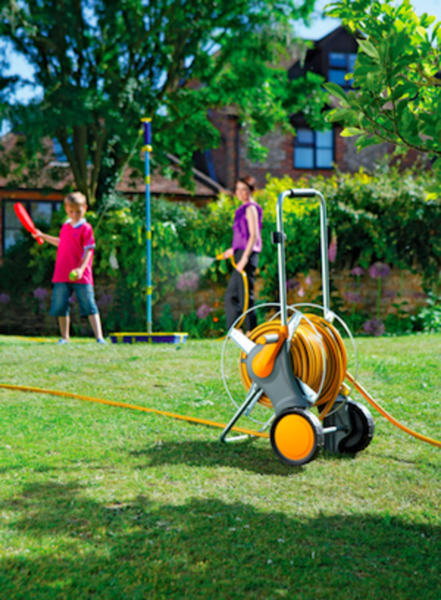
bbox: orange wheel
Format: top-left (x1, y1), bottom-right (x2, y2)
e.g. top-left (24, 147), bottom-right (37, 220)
top-left (270, 409), bottom-right (324, 466)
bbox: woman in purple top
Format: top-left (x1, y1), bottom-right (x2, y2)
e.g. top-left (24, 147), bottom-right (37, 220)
top-left (221, 175), bottom-right (263, 333)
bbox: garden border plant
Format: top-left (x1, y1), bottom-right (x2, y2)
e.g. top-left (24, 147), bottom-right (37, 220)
top-left (1, 163), bottom-right (440, 337)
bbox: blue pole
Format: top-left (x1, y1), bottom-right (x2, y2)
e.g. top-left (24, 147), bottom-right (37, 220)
top-left (141, 118), bottom-right (152, 333)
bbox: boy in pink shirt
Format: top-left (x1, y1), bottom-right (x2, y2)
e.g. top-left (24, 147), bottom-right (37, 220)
top-left (34, 192), bottom-right (105, 344)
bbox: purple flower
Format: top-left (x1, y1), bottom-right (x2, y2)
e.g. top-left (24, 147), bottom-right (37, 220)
top-left (97, 293), bottom-right (113, 308)
top-left (69, 295), bottom-right (76, 304)
top-left (286, 277), bottom-right (299, 291)
top-left (33, 288), bottom-right (48, 301)
top-left (368, 262), bottom-right (390, 279)
top-left (351, 266), bottom-right (364, 277)
top-left (0, 293), bottom-right (11, 304)
top-left (383, 289), bottom-right (396, 300)
top-left (297, 287), bottom-right (305, 298)
top-left (363, 318), bottom-right (385, 337)
top-left (328, 236), bottom-right (337, 263)
top-left (176, 271), bottom-right (199, 292)
top-left (345, 291), bottom-right (362, 304)
top-left (196, 303), bottom-right (212, 319)
top-left (305, 275), bottom-right (313, 286)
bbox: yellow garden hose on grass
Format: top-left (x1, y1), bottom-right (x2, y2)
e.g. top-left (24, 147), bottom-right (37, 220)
top-left (0, 383), bottom-right (269, 439)
top-left (1, 367), bottom-right (440, 449)
top-left (2, 313), bottom-right (440, 450)
top-left (345, 372), bottom-right (441, 449)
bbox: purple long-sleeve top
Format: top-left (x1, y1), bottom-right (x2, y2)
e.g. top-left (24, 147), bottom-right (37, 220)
top-left (232, 201), bottom-right (263, 253)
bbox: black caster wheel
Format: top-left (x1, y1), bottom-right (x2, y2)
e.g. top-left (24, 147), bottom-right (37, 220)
top-left (270, 408), bottom-right (324, 466)
top-left (338, 400), bottom-right (375, 454)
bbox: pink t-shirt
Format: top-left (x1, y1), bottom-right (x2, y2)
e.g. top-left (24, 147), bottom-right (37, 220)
top-left (52, 219), bottom-right (96, 285)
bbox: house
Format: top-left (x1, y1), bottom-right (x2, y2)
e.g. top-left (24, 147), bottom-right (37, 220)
top-left (196, 27), bottom-right (393, 190)
top-left (0, 133), bottom-right (224, 258)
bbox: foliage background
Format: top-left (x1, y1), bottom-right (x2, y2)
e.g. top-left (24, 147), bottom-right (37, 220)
top-left (0, 166), bottom-right (440, 336)
top-left (0, 0), bottom-right (327, 203)
top-left (325, 0), bottom-right (441, 196)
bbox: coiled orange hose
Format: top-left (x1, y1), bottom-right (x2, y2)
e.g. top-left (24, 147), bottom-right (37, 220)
top-left (239, 315), bottom-right (441, 447)
top-left (239, 314), bottom-right (346, 419)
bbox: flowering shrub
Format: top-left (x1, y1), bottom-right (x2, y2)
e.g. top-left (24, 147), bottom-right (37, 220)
top-left (196, 303), bottom-right (212, 319)
top-left (363, 319), bottom-right (386, 337)
top-left (1, 164), bottom-right (440, 336)
top-left (286, 277), bottom-right (299, 291)
top-left (363, 318), bottom-right (385, 337)
top-left (345, 291), bottom-right (362, 304)
top-left (328, 236), bottom-right (338, 263)
top-left (176, 271), bottom-right (199, 292)
top-left (33, 288), bottom-right (48, 301)
top-left (369, 262), bottom-right (390, 279)
top-left (351, 266), bottom-right (364, 277)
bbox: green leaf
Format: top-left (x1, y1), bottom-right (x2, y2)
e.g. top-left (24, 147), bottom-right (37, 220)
top-left (323, 82), bottom-right (348, 103)
top-left (358, 39), bottom-right (380, 60)
top-left (326, 107), bottom-right (353, 123)
top-left (356, 134), bottom-right (382, 150)
top-left (432, 157), bottom-right (441, 172)
top-left (340, 127), bottom-right (364, 137)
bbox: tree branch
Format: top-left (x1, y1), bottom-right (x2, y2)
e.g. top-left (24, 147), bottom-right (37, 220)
top-left (56, 127), bottom-right (87, 194)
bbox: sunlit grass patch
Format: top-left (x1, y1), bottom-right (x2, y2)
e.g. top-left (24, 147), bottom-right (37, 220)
top-left (0, 334), bottom-right (440, 598)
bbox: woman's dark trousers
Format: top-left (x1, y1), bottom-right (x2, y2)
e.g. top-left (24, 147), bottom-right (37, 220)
top-left (225, 250), bottom-right (258, 332)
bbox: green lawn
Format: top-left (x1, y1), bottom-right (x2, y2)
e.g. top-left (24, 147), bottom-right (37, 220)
top-left (0, 334), bottom-right (440, 599)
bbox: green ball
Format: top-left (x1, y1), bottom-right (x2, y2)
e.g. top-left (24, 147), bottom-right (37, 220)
top-left (69, 270), bottom-right (79, 281)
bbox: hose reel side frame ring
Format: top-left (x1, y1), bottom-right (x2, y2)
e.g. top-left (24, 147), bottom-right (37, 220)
top-left (221, 303), bottom-right (328, 425)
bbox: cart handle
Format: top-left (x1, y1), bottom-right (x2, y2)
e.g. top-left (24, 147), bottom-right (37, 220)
top-left (275, 188), bottom-right (331, 327)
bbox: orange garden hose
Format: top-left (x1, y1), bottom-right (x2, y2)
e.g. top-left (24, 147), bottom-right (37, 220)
top-left (238, 315), bottom-right (441, 449)
top-left (240, 314), bottom-right (346, 420)
top-left (345, 372), bottom-right (441, 449)
top-left (1, 316), bottom-right (440, 449)
top-left (0, 383), bottom-right (269, 439)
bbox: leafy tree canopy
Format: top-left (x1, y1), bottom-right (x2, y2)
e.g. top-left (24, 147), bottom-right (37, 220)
top-left (0, 0), bottom-right (327, 203)
top-left (324, 0), bottom-right (441, 197)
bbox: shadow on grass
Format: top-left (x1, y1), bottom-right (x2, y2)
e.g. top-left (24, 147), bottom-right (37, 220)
top-left (130, 439), bottom-right (357, 476)
top-left (0, 480), bottom-right (439, 599)
top-left (367, 451), bottom-right (439, 468)
top-left (131, 439), bottom-right (299, 476)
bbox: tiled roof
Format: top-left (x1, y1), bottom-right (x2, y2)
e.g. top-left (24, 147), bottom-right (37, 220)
top-left (0, 133), bottom-right (224, 200)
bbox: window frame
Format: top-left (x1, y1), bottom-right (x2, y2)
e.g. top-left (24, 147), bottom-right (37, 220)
top-left (328, 52), bottom-right (357, 89)
top-left (1, 199), bottom-right (62, 254)
top-left (293, 128), bottom-right (335, 170)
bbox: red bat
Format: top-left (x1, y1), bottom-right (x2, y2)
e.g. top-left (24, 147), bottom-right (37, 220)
top-left (14, 203), bottom-right (44, 245)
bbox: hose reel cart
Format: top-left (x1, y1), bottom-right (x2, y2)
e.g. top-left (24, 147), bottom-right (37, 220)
top-left (220, 188), bottom-right (375, 466)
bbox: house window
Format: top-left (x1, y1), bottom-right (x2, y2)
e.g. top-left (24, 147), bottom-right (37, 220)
top-left (294, 129), bottom-right (334, 169)
top-left (2, 200), bottom-right (61, 253)
top-left (328, 52), bottom-right (357, 88)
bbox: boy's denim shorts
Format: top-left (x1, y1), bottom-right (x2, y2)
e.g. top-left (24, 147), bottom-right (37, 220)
top-left (50, 283), bottom-right (99, 318)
